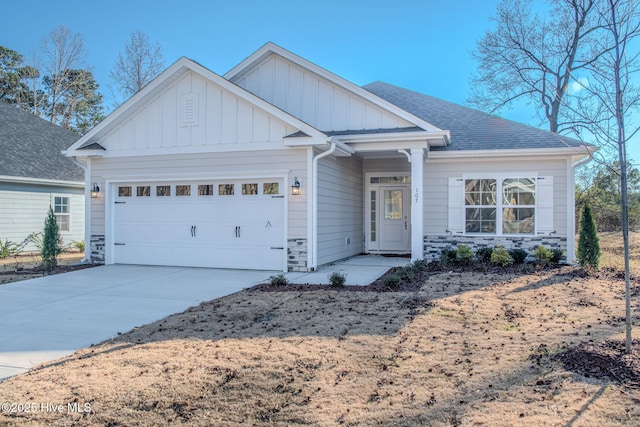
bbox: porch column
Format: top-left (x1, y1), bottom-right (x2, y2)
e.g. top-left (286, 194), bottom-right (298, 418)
top-left (410, 148), bottom-right (424, 260)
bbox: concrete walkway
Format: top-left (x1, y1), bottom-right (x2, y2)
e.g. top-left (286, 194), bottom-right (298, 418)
top-left (0, 255), bottom-right (408, 380)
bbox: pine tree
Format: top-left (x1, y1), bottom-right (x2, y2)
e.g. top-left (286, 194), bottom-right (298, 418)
top-left (577, 204), bottom-right (600, 270)
top-left (42, 206), bottom-right (62, 269)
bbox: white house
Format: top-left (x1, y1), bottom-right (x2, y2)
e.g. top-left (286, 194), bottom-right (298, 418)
top-left (0, 101), bottom-right (84, 252)
top-left (64, 43), bottom-right (594, 272)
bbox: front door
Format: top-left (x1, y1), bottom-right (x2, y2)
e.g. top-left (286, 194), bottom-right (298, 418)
top-left (367, 184), bottom-right (410, 252)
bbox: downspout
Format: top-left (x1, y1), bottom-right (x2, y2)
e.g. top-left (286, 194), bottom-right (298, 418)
top-left (310, 139), bottom-right (337, 270)
top-left (70, 156), bottom-right (91, 263)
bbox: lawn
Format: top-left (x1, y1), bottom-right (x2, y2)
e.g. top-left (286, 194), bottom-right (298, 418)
top-left (0, 233), bottom-right (639, 426)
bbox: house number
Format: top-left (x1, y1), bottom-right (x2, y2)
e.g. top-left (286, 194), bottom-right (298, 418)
top-left (415, 187), bottom-right (419, 203)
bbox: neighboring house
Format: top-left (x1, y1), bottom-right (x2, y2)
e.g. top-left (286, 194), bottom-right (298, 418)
top-left (64, 42), bottom-right (594, 272)
top-left (0, 101), bottom-right (84, 252)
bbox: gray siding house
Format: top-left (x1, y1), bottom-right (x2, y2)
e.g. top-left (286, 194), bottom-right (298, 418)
top-left (0, 101), bottom-right (84, 252)
top-left (64, 43), bottom-right (593, 272)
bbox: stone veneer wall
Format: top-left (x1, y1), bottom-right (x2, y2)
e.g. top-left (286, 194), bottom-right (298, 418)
top-left (288, 238), bottom-right (308, 272)
top-left (423, 235), bottom-right (567, 262)
top-left (90, 234), bottom-right (105, 264)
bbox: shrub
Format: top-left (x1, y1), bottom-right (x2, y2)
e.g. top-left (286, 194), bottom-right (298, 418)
top-left (491, 246), bottom-right (513, 267)
top-left (0, 239), bottom-right (18, 258)
top-left (550, 248), bottom-right (565, 266)
top-left (328, 271), bottom-right (347, 287)
top-left (532, 245), bottom-right (553, 267)
top-left (577, 204), bottom-right (600, 270)
top-left (269, 273), bottom-right (289, 286)
top-left (70, 240), bottom-right (85, 253)
top-left (456, 244), bottom-right (474, 265)
top-left (41, 207), bottom-right (62, 269)
top-left (383, 273), bottom-right (401, 289)
top-left (28, 232), bottom-right (43, 251)
top-left (439, 247), bottom-right (457, 267)
top-left (476, 246), bottom-right (494, 264)
top-left (508, 248), bottom-right (528, 264)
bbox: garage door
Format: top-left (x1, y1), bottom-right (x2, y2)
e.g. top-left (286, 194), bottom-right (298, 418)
top-left (112, 179), bottom-right (285, 270)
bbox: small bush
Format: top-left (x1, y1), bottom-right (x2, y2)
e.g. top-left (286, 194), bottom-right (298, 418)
top-left (476, 247), bottom-right (494, 264)
top-left (577, 204), bottom-right (600, 270)
top-left (0, 239), bottom-right (18, 258)
top-left (550, 248), bottom-right (565, 266)
top-left (456, 244), bottom-right (474, 265)
top-left (439, 247), bottom-right (457, 267)
top-left (28, 232), bottom-right (43, 251)
top-left (508, 248), bottom-right (528, 264)
top-left (42, 207), bottom-right (62, 269)
top-left (70, 240), bottom-right (85, 252)
top-left (328, 271), bottom-right (347, 287)
top-left (383, 273), bottom-right (401, 289)
top-left (532, 246), bottom-right (553, 267)
top-left (269, 273), bottom-right (289, 286)
top-left (491, 246), bottom-right (513, 267)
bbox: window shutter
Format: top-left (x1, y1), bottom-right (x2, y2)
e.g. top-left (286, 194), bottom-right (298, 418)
top-left (448, 177), bottom-right (464, 234)
top-left (537, 176), bottom-right (554, 233)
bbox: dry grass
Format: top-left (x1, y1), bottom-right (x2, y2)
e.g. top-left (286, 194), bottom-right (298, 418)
top-left (1, 235), bottom-right (640, 426)
top-left (599, 231), bottom-right (640, 275)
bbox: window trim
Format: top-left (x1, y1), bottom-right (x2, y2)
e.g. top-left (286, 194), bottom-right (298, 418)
top-left (462, 173), bottom-right (538, 236)
top-left (52, 195), bottom-right (71, 232)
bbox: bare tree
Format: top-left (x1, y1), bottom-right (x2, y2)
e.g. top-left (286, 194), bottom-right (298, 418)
top-left (110, 30), bottom-right (165, 106)
top-left (469, 0), bottom-right (599, 133)
top-left (40, 26), bottom-right (87, 124)
top-left (572, 0), bottom-right (640, 353)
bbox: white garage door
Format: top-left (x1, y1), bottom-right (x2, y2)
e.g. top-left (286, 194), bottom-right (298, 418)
top-left (112, 179), bottom-right (285, 270)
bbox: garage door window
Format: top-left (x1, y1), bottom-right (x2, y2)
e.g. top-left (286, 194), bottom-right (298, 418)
top-left (198, 184), bottom-right (213, 196)
top-left (242, 183), bottom-right (258, 195)
top-left (156, 186), bottom-right (171, 197)
top-left (176, 185), bottom-right (191, 196)
top-left (219, 184), bottom-right (234, 195)
top-left (137, 186), bottom-right (150, 197)
top-left (118, 186), bottom-right (132, 197)
top-left (263, 183), bottom-right (279, 195)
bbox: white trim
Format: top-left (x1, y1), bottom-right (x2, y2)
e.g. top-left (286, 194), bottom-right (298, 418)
top-left (428, 147), bottom-right (593, 159)
top-left (224, 42), bottom-right (446, 135)
top-left (567, 159), bottom-right (577, 262)
top-left (410, 148), bottom-right (424, 260)
top-left (337, 130), bottom-right (449, 146)
top-left (0, 175), bottom-right (83, 188)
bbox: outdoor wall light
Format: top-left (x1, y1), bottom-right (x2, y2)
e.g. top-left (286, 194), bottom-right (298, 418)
top-left (91, 182), bottom-right (100, 198)
top-left (291, 177), bottom-right (301, 195)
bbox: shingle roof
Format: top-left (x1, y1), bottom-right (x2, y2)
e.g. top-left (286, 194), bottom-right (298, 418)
top-left (0, 101), bottom-right (83, 182)
top-left (362, 81), bottom-right (590, 152)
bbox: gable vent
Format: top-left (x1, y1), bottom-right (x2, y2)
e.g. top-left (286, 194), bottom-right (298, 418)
top-left (181, 93), bottom-right (198, 126)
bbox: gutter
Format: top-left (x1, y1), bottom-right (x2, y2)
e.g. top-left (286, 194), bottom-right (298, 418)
top-left (310, 138), bottom-right (338, 270)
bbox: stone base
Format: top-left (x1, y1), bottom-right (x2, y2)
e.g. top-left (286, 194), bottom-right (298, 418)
top-left (288, 238), bottom-right (308, 272)
top-left (90, 235), bottom-right (105, 264)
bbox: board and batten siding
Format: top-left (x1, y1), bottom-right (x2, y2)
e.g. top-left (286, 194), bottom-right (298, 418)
top-left (232, 54), bottom-right (413, 133)
top-left (424, 157), bottom-right (569, 236)
top-left (99, 70), bottom-right (301, 153)
top-left (0, 183), bottom-right (84, 252)
top-left (316, 154), bottom-right (364, 266)
top-left (89, 148), bottom-right (309, 239)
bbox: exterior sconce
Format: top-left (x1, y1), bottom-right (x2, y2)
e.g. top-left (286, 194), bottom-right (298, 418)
top-left (291, 177), bottom-right (301, 195)
top-left (91, 182), bottom-right (100, 198)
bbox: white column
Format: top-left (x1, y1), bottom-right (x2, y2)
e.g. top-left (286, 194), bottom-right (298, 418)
top-left (410, 148), bottom-right (424, 260)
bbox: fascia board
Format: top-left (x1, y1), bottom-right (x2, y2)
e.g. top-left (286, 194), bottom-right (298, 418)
top-left (224, 42), bottom-right (445, 134)
top-left (427, 146), bottom-right (595, 159)
top-left (336, 130), bottom-right (449, 144)
top-left (0, 175), bottom-right (84, 188)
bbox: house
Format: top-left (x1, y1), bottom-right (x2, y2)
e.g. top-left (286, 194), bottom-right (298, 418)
top-left (64, 42), bottom-right (594, 272)
top-left (0, 101), bottom-right (84, 252)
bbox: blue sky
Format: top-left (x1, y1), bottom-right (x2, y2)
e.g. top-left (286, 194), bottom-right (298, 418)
top-left (2, 0), bottom-right (637, 162)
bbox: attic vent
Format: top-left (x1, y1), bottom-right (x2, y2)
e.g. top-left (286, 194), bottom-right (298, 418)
top-left (181, 93), bottom-right (198, 126)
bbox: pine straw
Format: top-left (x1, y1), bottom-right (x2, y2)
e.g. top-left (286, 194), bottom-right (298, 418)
top-left (1, 266), bottom-right (640, 426)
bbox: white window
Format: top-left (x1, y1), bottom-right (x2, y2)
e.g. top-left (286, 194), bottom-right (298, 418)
top-left (53, 196), bottom-right (70, 231)
top-left (449, 175), bottom-right (552, 236)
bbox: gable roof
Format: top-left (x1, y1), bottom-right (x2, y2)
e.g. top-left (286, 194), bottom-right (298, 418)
top-left (0, 101), bottom-right (83, 183)
top-left (363, 81), bottom-right (594, 154)
top-left (66, 57), bottom-right (330, 155)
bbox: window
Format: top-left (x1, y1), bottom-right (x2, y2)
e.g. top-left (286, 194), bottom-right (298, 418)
top-left (242, 183), bottom-right (258, 195)
top-left (137, 186), bottom-right (150, 197)
top-left (263, 183), bottom-right (279, 195)
top-left (219, 184), bottom-right (234, 195)
top-left (176, 185), bottom-right (191, 196)
top-left (156, 185), bottom-right (171, 197)
top-left (464, 177), bottom-right (535, 235)
top-left (53, 196), bottom-right (70, 231)
top-left (198, 184), bottom-right (214, 196)
top-left (118, 186), bottom-right (132, 197)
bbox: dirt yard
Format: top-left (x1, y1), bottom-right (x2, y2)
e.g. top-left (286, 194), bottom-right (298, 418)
top-left (0, 253), bottom-right (89, 285)
top-left (1, 257), bottom-right (639, 426)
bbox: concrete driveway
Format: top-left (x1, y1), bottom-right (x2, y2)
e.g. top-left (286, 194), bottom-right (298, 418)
top-left (0, 255), bottom-right (408, 380)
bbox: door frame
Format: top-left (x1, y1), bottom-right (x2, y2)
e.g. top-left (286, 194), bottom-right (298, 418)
top-left (365, 172), bottom-right (411, 253)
